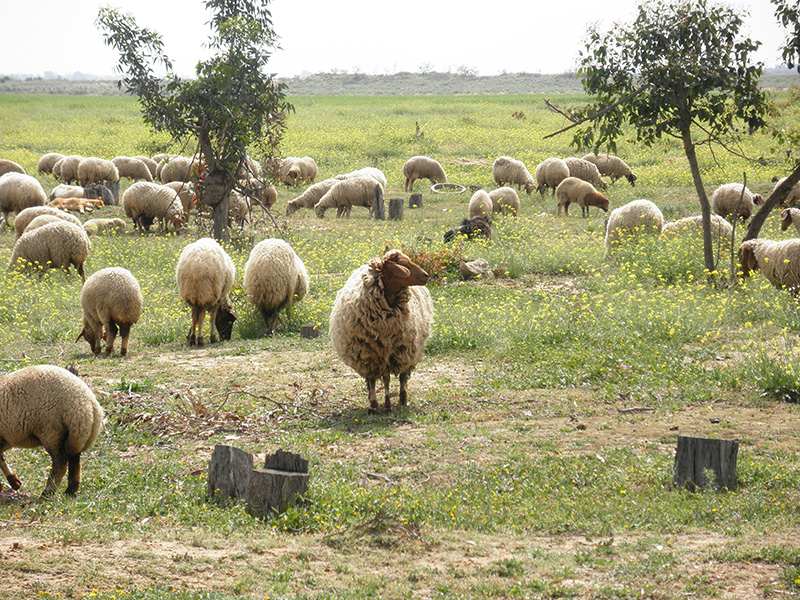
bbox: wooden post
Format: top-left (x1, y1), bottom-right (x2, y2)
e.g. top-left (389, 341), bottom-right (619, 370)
top-left (373, 184), bottom-right (385, 220)
top-left (409, 193), bottom-right (423, 209)
top-left (673, 436), bottom-right (739, 491)
top-left (207, 445), bottom-right (254, 501)
top-left (388, 198), bottom-right (404, 220)
top-left (104, 180), bottom-right (120, 206)
top-left (300, 323), bottom-right (320, 339)
top-left (245, 449), bottom-right (309, 518)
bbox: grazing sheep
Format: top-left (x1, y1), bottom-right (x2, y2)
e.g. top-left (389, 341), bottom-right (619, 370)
top-left (444, 215), bottom-right (492, 243)
top-left (535, 157), bottom-right (571, 197)
top-left (112, 156), bottom-right (154, 182)
top-left (488, 187), bottom-right (520, 216)
top-left (159, 156), bottom-right (198, 183)
top-left (163, 181), bottom-right (197, 221)
top-left (13, 206), bottom-right (80, 240)
top-left (336, 167), bottom-right (388, 188)
top-left (77, 267), bottom-right (143, 356)
top-left (403, 156), bottom-right (447, 192)
top-left (83, 218), bottom-right (126, 236)
top-left (0, 365), bottom-right (103, 497)
top-left (492, 156), bottom-right (536, 194)
top-left (605, 199), bottom-right (664, 251)
top-left (314, 176), bottom-right (382, 218)
top-left (243, 238), bottom-right (308, 335)
top-left (0, 159), bottom-right (25, 177)
top-left (564, 157), bottom-right (607, 190)
top-left (280, 156), bottom-right (318, 186)
top-left (740, 238), bottom-right (800, 294)
top-left (239, 178), bottom-right (277, 210)
top-left (176, 238), bottom-right (236, 346)
top-left (52, 155), bottom-right (83, 184)
top-left (772, 177), bottom-right (800, 207)
top-left (468, 189), bottom-right (493, 219)
top-left (661, 214), bottom-right (734, 240)
top-left (0, 172), bottom-right (47, 226)
top-left (781, 207), bottom-right (800, 236)
top-left (37, 153), bottom-right (65, 175)
top-left (329, 249), bottom-right (433, 414)
top-left (555, 176), bottom-right (610, 217)
top-left (286, 179), bottom-right (339, 216)
top-left (9, 220), bottom-right (91, 280)
top-left (77, 157), bottom-right (120, 187)
top-left (582, 153), bottom-right (637, 185)
top-left (122, 181), bottom-right (185, 233)
top-left (711, 183), bottom-right (763, 221)
top-left (133, 155), bottom-right (158, 179)
top-left (228, 191), bottom-right (250, 229)
top-left (23, 214), bottom-right (64, 234)
top-left (49, 183), bottom-right (114, 205)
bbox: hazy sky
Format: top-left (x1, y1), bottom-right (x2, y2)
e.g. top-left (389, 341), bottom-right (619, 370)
top-left (0, 0), bottom-right (790, 79)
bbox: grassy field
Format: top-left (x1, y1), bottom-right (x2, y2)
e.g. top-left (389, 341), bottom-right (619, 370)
top-left (0, 92), bottom-right (800, 600)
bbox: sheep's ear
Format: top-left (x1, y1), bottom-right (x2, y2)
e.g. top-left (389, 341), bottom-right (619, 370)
top-left (382, 261), bottom-right (411, 280)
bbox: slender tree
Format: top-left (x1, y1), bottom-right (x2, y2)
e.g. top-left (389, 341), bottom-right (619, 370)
top-left (97, 0), bottom-right (291, 239)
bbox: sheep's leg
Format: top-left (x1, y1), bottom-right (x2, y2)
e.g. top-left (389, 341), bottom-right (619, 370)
top-left (0, 451), bottom-right (22, 490)
top-left (366, 378), bottom-right (379, 414)
top-left (105, 320), bottom-right (118, 356)
top-left (187, 305), bottom-right (200, 346)
top-left (398, 371), bottom-right (410, 407)
top-left (382, 374), bottom-right (392, 413)
top-left (64, 454), bottom-right (82, 496)
top-left (196, 309), bottom-right (207, 347)
top-left (118, 323), bottom-right (132, 357)
top-left (42, 451), bottom-right (69, 497)
top-left (208, 306), bottom-right (218, 344)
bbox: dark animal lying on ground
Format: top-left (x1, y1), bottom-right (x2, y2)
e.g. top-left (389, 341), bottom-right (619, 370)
top-left (443, 216), bottom-right (491, 243)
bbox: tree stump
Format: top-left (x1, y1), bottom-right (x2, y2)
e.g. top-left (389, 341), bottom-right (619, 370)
top-left (300, 323), bottom-right (320, 339)
top-left (373, 184), bottom-right (385, 220)
top-left (409, 193), bottom-right (423, 209)
top-left (207, 444), bottom-right (254, 501)
top-left (673, 436), bottom-right (739, 491)
top-left (104, 180), bottom-right (120, 206)
top-left (245, 449), bottom-right (309, 518)
top-left (389, 198), bottom-right (404, 220)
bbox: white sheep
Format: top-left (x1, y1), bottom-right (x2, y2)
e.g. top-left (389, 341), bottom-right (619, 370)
top-left (133, 155), bottom-right (158, 179)
top-left (468, 189), bottom-right (493, 219)
top-left (13, 206), bottom-right (81, 240)
top-left (112, 156), bottom-right (154, 182)
top-left (0, 159), bottom-right (26, 177)
top-left (0, 365), bottom-right (103, 497)
top-left (492, 156), bottom-right (536, 194)
top-left (163, 181), bottom-right (196, 222)
top-left (23, 214), bottom-right (64, 234)
top-left (37, 153), bottom-right (65, 175)
top-left (661, 214), bottom-right (733, 240)
top-left (605, 199), bottom-right (664, 251)
top-left (0, 172), bottom-right (48, 226)
top-left (175, 237), bottom-right (236, 346)
top-left (159, 156), bottom-right (197, 183)
top-left (403, 156), bottom-right (447, 192)
top-left (534, 157), bottom-right (570, 197)
top-left (555, 176), bottom-right (610, 217)
top-left (77, 267), bottom-right (143, 356)
top-left (329, 249), bottom-right (433, 414)
top-left (243, 238), bottom-right (308, 335)
top-left (228, 190), bottom-right (250, 229)
top-left (488, 186), bottom-right (520, 216)
top-left (83, 218), bottom-right (126, 236)
top-left (781, 208), bottom-right (800, 236)
top-left (9, 220), bottom-right (91, 280)
top-left (52, 155), bottom-right (83, 184)
top-left (740, 238), bottom-right (800, 294)
top-left (122, 181), bottom-right (186, 233)
top-left (564, 157), bottom-right (607, 190)
top-left (286, 179), bottom-right (339, 216)
top-left (772, 177), bottom-right (800, 206)
top-left (77, 157), bottom-right (120, 187)
top-left (336, 167), bottom-right (388, 188)
top-left (314, 176), bottom-right (382, 218)
top-left (279, 156), bottom-right (318, 186)
top-left (582, 153), bottom-right (637, 185)
top-left (711, 183), bottom-right (763, 221)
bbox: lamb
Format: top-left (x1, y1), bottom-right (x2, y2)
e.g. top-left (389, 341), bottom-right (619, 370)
top-left (555, 176), bottom-right (610, 217)
top-left (49, 183), bottom-right (113, 205)
top-left (468, 189), bottom-right (493, 219)
top-left (83, 218), bottom-right (126, 236)
top-left (661, 214), bottom-right (733, 239)
top-left (740, 238), bottom-right (800, 294)
top-left (605, 199), bottom-right (664, 250)
top-left (0, 364), bottom-right (103, 497)
top-left (37, 153), bottom-right (65, 175)
top-left (329, 249), bottom-right (433, 414)
top-left (534, 157), bottom-right (570, 197)
top-left (112, 156), bottom-right (154, 182)
top-left (582, 153), bottom-right (637, 185)
top-left (13, 206), bottom-right (81, 240)
top-left (76, 157), bottom-right (120, 187)
top-left (314, 176), bottom-right (382, 218)
top-left (76, 267), bottom-right (143, 356)
top-left (243, 238), bottom-right (308, 335)
top-left (52, 155), bottom-right (83, 184)
top-left (0, 172), bottom-right (47, 226)
top-left (711, 183), bottom-right (763, 221)
top-left (0, 159), bottom-right (26, 177)
top-left (443, 215), bottom-right (491, 243)
top-left (564, 157), bottom-right (607, 190)
top-left (122, 181), bottom-right (185, 233)
top-left (175, 237), bottom-right (237, 346)
top-left (286, 179), bottom-right (339, 216)
top-left (403, 156), bottom-right (447, 192)
top-left (9, 220), bottom-right (91, 281)
top-left (488, 186), bottom-right (520, 216)
top-left (492, 156), bottom-right (536, 194)
top-left (280, 156), bottom-right (318, 186)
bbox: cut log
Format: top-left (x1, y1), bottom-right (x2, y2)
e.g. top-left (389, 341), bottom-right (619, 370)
top-left (409, 193), bottom-right (423, 208)
top-left (246, 468), bottom-right (309, 517)
top-left (673, 436), bottom-right (739, 491)
top-left (388, 198), bottom-right (404, 220)
top-left (207, 444), bottom-right (253, 501)
top-left (264, 449), bottom-right (309, 473)
top-left (373, 184), bottom-right (385, 219)
top-left (300, 323), bottom-right (320, 339)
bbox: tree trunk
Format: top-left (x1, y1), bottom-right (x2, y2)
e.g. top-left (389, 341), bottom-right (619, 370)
top-left (673, 436), bottom-right (739, 491)
top-left (202, 169), bottom-right (233, 241)
top-left (745, 161), bottom-right (800, 241)
top-left (680, 126), bottom-right (715, 274)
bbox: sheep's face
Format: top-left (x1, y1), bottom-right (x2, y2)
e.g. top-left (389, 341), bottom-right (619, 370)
top-left (740, 244), bottom-right (759, 277)
top-left (753, 194), bottom-right (764, 206)
top-left (524, 181), bottom-right (536, 195)
top-left (781, 209), bottom-right (792, 231)
top-left (286, 202), bottom-right (300, 217)
top-left (215, 306), bottom-right (237, 341)
top-left (378, 251), bottom-right (429, 304)
top-left (588, 193), bottom-right (610, 212)
top-left (75, 322), bottom-right (100, 355)
top-left (627, 173), bottom-right (637, 186)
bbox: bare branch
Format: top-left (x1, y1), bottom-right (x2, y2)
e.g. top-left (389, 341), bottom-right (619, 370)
top-left (543, 85), bottom-right (648, 140)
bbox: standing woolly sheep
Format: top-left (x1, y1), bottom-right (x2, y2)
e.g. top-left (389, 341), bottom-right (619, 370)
top-left (740, 238), bottom-right (800, 294)
top-left (403, 156), bottom-right (447, 192)
top-left (772, 177), bottom-right (800, 206)
top-left (243, 238), bottom-right (308, 335)
top-left (52, 155), bottom-right (83, 184)
top-left (605, 199), bottom-right (664, 251)
top-left (112, 156), bottom-right (154, 182)
top-left (77, 157), bottom-right (120, 187)
top-left (9, 220), bottom-right (91, 280)
top-left (492, 156), bottom-right (536, 194)
top-left (0, 172), bottom-right (47, 226)
top-left (488, 187), bottom-right (520, 216)
top-left (286, 179), bottom-right (339, 216)
top-left (314, 176), bottom-right (382, 218)
top-left (0, 159), bottom-right (26, 177)
top-left (228, 191), bottom-right (251, 229)
top-left (534, 157), bottom-right (571, 197)
top-left (468, 189), bottom-right (493, 219)
top-left (37, 153), bottom-right (65, 175)
top-left (336, 167), bottom-right (388, 188)
top-left (133, 155), bottom-right (159, 179)
top-left (23, 214), bottom-right (64, 234)
top-left (582, 153), bottom-right (637, 185)
top-left (329, 249), bottom-right (433, 414)
top-left (280, 157), bottom-right (318, 186)
top-left (77, 267), bottom-right (143, 356)
top-left (122, 181), bottom-right (186, 233)
top-left (0, 365), bottom-right (103, 497)
top-left (555, 176), bottom-right (610, 217)
top-left (13, 206), bottom-right (81, 240)
top-left (163, 181), bottom-right (196, 222)
top-left (159, 156), bottom-right (197, 183)
top-left (176, 238), bottom-right (237, 346)
top-left (711, 183), bottom-right (763, 221)
top-left (564, 157), bottom-right (607, 190)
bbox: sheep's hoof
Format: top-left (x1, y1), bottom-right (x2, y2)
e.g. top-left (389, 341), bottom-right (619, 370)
top-left (383, 399), bottom-right (393, 413)
top-left (368, 403), bottom-right (379, 415)
top-left (399, 391), bottom-right (408, 407)
top-left (6, 473), bottom-right (21, 490)
top-left (187, 334), bottom-right (196, 346)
